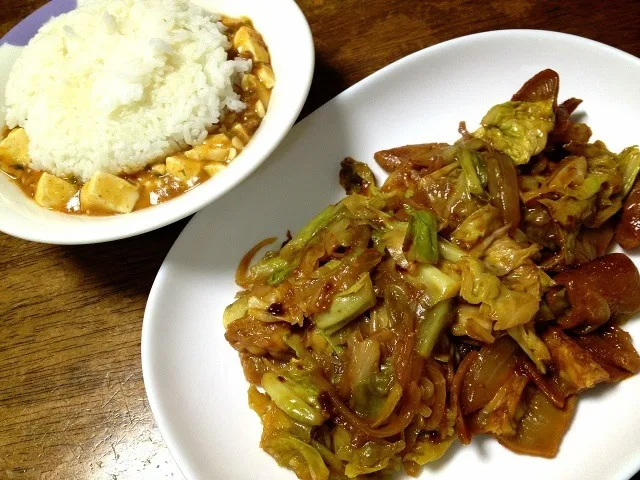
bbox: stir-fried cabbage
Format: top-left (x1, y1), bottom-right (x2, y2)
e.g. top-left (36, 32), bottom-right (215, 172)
top-left (223, 70), bottom-right (640, 479)
top-left (473, 99), bottom-right (555, 165)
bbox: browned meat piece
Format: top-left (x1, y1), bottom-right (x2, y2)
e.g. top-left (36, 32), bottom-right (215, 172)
top-left (551, 253), bottom-right (640, 332)
top-left (616, 177), bottom-right (640, 249)
top-left (541, 327), bottom-right (609, 396)
top-left (485, 150), bottom-right (521, 227)
top-left (511, 69), bottom-right (559, 108)
top-left (374, 143), bottom-right (450, 173)
top-left (574, 324), bottom-right (640, 377)
top-left (548, 98), bottom-right (592, 145)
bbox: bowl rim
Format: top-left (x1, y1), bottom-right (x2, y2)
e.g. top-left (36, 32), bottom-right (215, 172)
top-left (0, 0), bottom-right (315, 245)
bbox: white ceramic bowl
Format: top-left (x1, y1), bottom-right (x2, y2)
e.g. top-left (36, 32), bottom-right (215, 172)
top-left (0, 0), bottom-right (314, 244)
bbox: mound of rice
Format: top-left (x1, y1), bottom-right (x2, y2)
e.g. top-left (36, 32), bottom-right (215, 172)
top-left (3, 0), bottom-right (251, 181)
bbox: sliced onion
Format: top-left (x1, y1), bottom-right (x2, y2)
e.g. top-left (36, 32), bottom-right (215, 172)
top-left (485, 151), bottom-right (521, 228)
top-left (421, 360), bottom-right (447, 431)
top-left (236, 237), bottom-right (277, 287)
top-left (313, 372), bottom-right (421, 439)
top-left (498, 390), bottom-right (577, 458)
top-left (461, 337), bottom-right (518, 415)
top-left (451, 351), bottom-right (479, 444)
top-left (519, 359), bottom-right (565, 408)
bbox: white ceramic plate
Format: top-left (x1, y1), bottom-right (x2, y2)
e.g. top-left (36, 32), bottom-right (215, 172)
top-left (0, 0), bottom-right (313, 244)
top-left (142, 30), bottom-right (640, 480)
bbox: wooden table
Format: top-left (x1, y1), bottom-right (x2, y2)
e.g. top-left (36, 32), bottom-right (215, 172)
top-left (1, 1), bottom-right (639, 479)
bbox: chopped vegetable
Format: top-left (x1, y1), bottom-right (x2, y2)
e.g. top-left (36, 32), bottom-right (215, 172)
top-left (314, 273), bottom-right (376, 335)
top-left (618, 146), bottom-right (640, 197)
top-left (262, 370), bottom-right (326, 426)
top-left (415, 299), bottom-right (452, 357)
top-left (222, 70), bottom-right (640, 480)
top-left (458, 147), bottom-right (486, 196)
top-left (408, 264), bottom-right (460, 306)
top-left (473, 99), bottom-right (555, 165)
top-left (403, 208), bottom-right (439, 264)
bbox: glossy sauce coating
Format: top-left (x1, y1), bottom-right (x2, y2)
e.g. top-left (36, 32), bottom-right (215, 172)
top-left (616, 177), bottom-right (640, 249)
top-left (553, 253), bottom-right (640, 331)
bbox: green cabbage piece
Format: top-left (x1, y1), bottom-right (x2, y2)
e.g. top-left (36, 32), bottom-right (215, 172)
top-left (451, 204), bottom-right (501, 246)
top-left (403, 209), bottom-right (439, 264)
top-left (404, 436), bottom-right (456, 465)
top-left (458, 147), bottom-right (486, 196)
top-left (489, 286), bottom-right (539, 330)
top-left (248, 203), bottom-right (345, 286)
top-left (618, 146), bottom-right (640, 197)
top-left (537, 196), bottom-right (595, 228)
top-left (223, 295), bottom-right (248, 327)
top-left (249, 255), bottom-right (292, 286)
top-left (261, 360), bottom-right (326, 426)
top-left (281, 203), bottom-right (345, 259)
top-left (501, 263), bottom-right (550, 301)
top-left (342, 194), bottom-right (395, 232)
top-left (310, 439), bottom-right (345, 475)
top-left (480, 236), bottom-right (540, 276)
top-left (339, 157), bottom-right (378, 196)
top-left (332, 426), bottom-right (355, 462)
top-left (473, 99), bottom-right (555, 165)
top-left (438, 237), bottom-right (468, 262)
top-left (508, 323), bottom-right (551, 373)
top-left (407, 264), bottom-right (460, 307)
top-left (379, 221), bottom-right (410, 268)
top-left (415, 299), bottom-right (453, 357)
top-left (314, 272), bottom-right (376, 335)
top-left (263, 433), bottom-right (330, 480)
top-left (268, 264), bottom-right (296, 286)
top-left (451, 303), bottom-right (495, 343)
top-left (459, 257), bottom-right (501, 305)
top-left (569, 174), bottom-right (603, 201)
top-left (344, 439), bottom-right (405, 478)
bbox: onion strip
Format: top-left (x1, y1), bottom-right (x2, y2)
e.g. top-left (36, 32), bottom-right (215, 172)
top-left (451, 351), bottom-right (479, 444)
top-left (235, 237), bottom-right (277, 287)
top-left (313, 371), bottom-right (421, 439)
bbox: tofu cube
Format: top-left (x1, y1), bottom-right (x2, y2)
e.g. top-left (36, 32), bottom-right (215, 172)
top-left (183, 134), bottom-right (231, 163)
top-left (204, 162), bottom-right (226, 177)
top-left (233, 26), bottom-right (270, 63)
top-left (229, 124), bottom-right (250, 144)
top-left (255, 64), bottom-right (275, 89)
top-left (0, 128), bottom-right (31, 176)
top-left (255, 100), bottom-right (266, 118)
top-left (34, 172), bottom-right (79, 210)
top-left (258, 83), bottom-right (272, 108)
top-left (240, 73), bottom-right (271, 107)
top-left (151, 163), bottom-right (166, 176)
top-left (241, 73), bottom-right (258, 92)
top-left (166, 155), bottom-right (203, 182)
top-left (80, 171), bottom-right (140, 214)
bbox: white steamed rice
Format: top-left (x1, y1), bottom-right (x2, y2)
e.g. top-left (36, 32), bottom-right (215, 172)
top-left (3, 0), bottom-right (251, 181)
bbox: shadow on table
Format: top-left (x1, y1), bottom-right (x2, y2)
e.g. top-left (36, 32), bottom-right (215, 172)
top-left (299, 54), bottom-right (350, 120)
top-left (63, 218), bottom-right (189, 299)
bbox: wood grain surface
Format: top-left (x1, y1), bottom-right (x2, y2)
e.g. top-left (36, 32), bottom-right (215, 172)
top-left (1, 1), bottom-right (639, 479)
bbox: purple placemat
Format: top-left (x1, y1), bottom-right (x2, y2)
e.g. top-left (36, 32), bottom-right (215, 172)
top-left (1, 0), bottom-right (77, 46)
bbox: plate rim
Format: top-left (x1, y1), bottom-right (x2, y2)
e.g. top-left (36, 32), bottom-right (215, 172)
top-left (142, 28), bottom-right (640, 480)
